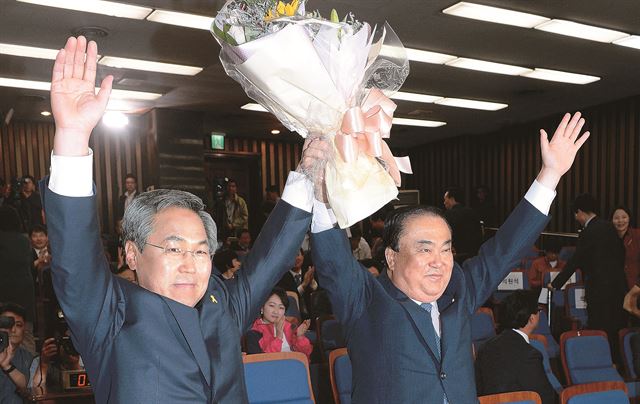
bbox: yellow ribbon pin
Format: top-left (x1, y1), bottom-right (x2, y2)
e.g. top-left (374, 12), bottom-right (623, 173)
top-left (210, 294), bottom-right (218, 304)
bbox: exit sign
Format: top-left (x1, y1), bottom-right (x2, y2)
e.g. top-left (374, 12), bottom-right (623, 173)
top-left (211, 132), bottom-right (225, 150)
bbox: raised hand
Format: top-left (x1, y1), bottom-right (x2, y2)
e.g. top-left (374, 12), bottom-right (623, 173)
top-left (298, 136), bottom-right (331, 203)
top-left (302, 266), bottom-right (315, 288)
top-left (51, 36), bottom-right (113, 156)
top-left (536, 112), bottom-right (590, 190)
top-left (296, 319), bottom-right (310, 337)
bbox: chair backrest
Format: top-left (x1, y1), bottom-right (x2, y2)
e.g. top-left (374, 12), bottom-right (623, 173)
top-left (472, 308), bottom-right (496, 351)
top-left (558, 246), bottom-right (576, 262)
top-left (329, 348), bottom-right (351, 404)
top-left (285, 293), bottom-right (301, 321)
top-left (533, 310), bottom-right (560, 358)
top-left (564, 284), bottom-right (588, 329)
top-left (316, 315), bottom-right (345, 361)
top-left (478, 390), bottom-right (542, 404)
top-left (243, 352), bottom-right (315, 404)
top-left (618, 327), bottom-right (640, 379)
top-left (559, 381), bottom-right (628, 404)
top-left (560, 330), bottom-right (623, 385)
top-left (530, 334), bottom-right (563, 393)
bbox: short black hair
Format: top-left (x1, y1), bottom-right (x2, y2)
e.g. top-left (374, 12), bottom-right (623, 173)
top-left (239, 229), bottom-right (250, 237)
top-left (29, 224), bottom-right (47, 236)
top-left (500, 290), bottom-right (539, 329)
top-left (444, 187), bottom-right (464, 204)
top-left (383, 205), bottom-right (450, 252)
top-left (267, 287), bottom-right (289, 310)
top-left (610, 205), bottom-right (633, 222)
top-left (359, 259), bottom-right (382, 274)
top-left (350, 225), bottom-right (363, 240)
top-left (0, 206), bottom-right (22, 232)
top-left (22, 175), bottom-right (35, 184)
top-left (544, 239), bottom-right (561, 254)
top-left (124, 173), bottom-right (137, 182)
top-left (572, 193), bottom-right (598, 215)
top-left (0, 302), bottom-right (27, 320)
top-left (213, 249), bottom-right (238, 271)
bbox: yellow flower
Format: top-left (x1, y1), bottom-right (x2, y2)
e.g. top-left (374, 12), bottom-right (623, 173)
top-left (284, 0), bottom-right (299, 16)
top-left (265, 0), bottom-right (299, 21)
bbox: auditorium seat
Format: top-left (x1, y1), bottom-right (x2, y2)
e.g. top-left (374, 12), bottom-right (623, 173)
top-left (560, 330), bottom-right (623, 385)
top-left (493, 270), bottom-right (528, 303)
top-left (315, 315), bottom-right (345, 362)
top-left (558, 246), bottom-right (576, 262)
top-left (243, 352), bottom-right (315, 404)
top-left (559, 381), bottom-right (627, 404)
top-left (329, 348), bottom-right (351, 404)
top-left (286, 291), bottom-right (301, 322)
top-left (478, 390), bottom-right (541, 404)
top-left (618, 327), bottom-right (640, 379)
top-left (533, 310), bottom-right (560, 359)
top-left (530, 334), bottom-right (563, 393)
top-left (472, 308), bottom-right (496, 352)
top-left (564, 284), bottom-right (588, 330)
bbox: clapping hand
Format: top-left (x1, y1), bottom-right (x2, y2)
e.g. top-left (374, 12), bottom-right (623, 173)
top-left (51, 36), bottom-right (113, 157)
top-left (296, 319), bottom-right (310, 337)
top-left (274, 316), bottom-right (285, 340)
top-left (302, 266), bottom-right (315, 289)
top-left (536, 112), bottom-right (590, 190)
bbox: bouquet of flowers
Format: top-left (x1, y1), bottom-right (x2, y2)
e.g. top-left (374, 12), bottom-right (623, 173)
top-left (212, 0), bottom-right (412, 228)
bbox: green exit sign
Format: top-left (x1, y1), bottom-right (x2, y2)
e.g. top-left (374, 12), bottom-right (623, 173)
top-left (211, 132), bottom-right (225, 150)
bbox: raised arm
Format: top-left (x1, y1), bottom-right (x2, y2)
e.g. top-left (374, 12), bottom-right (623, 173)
top-left (44, 36), bottom-right (118, 353)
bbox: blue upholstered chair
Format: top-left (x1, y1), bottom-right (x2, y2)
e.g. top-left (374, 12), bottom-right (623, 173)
top-left (472, 308), bottom-right (496, 352)
top-left (558, 246), bottom-right (576, 262)
top-left (329, 348), bottom-right (351, 404)
top-left (530, 334), bottom-right (562, 394)
top-left (618, 327), bottom-right (640, 379)
top-left (316, 315), bottom-right (345, 362)
top-left (559, 381), bottom-right (628, 404)
top-left (478, 390), bottom-right (541, 404)
top-left (560, 330), bottom-right (623, 386)
top-left (564, 284), bottom-right (588, 330)
top-left (533, 310), bottom-right (560, 359)
top-left (243, 352), bottom-right (315, 404)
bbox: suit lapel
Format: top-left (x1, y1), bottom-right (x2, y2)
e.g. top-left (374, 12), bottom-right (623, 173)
top-left (161, 296), bottom-right (212, 386)
top-left (438, 268), bottom-right (460, 361)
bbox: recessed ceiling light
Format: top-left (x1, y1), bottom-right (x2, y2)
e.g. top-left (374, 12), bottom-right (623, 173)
top-left (110, 89), bottom-right (162, 101)
top-left (99, 56), bottom-right (203, 76)
top-left (613, 35), bottom-right (640, 50)
top-left (535, 19), bottom-right (629, 43)
top-left (520, 68), bottom-right (600, 84)
top-left (392, 117), bottom-right (446, 128)
top-left (435, 98), bottom-right (508, 111)
top-left (379, 46), bottom-right (456, 65)
top-left (0, 43), bottom-right (58, 60)
top-left (0, 77), bottom-right (50, 91)
top-left (241, 103), bottom-right (268, 112)
top-left (102, 111), bottom-right (129, 128)
top-left (40, 111), bottom-right (51, 116)
top-left (17, 0), bottom-right (152, 19)
top-left (390, 92), bottom-right (443, 104)
top-left (146, 9), bottom-right (214, 30)
top-left (446, 57), bottom-right (532, 76)
top-left (271, 129), bottom-right (280, 135)
top-left (443, 2), bottom-right (549, 28)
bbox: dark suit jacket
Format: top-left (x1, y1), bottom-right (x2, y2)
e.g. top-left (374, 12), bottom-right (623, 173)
top-left (277, 269), bottom-right (314, 317)
top-left (475, 329), bottom-right (556, 404)
top-left (311, 200), bottom-right (548, 403)
top-left (444, 203), bottom-right (483, 262)
top-left (42, 179), bottom-right (311, 403)
top-left (551, 217), bottom-right (626, 331)
top-left (0, 231), bottom-right (35, 322)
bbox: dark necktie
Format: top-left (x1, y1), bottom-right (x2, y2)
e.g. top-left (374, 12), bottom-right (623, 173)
top-left (421, 302), bottom-right (448, 404)
top-left (294, 273), bottom-right (303, 286)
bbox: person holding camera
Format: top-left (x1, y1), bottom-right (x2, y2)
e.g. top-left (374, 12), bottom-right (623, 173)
top-left (0, 303), bottom-right (33, 404)
top-left (30, 331), bottom-right (84, 389)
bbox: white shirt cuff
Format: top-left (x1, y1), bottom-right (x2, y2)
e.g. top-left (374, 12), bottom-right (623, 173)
top-left (48, 149), bottom-right (94, 197)
top-left (311, 199), bottom-right (337, 233)
top-left (524, 179), bottom-right (556, 216)
top-left (281, 171), bottom-right (313, 213)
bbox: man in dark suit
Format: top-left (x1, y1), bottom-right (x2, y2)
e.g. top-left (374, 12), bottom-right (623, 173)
top-left (44, 36), bottom-right (315, 403)
top-left (443, 186), bottom-right (483, 264)
top-left (475, 290), bottom-right (556, 404)
top-left (277, 249), bottom-right (316, 318)
top-left (549, 193), bottom-right (627, 365)
top-left (305, 112), bottom-right (589, 403)
top-left (117, 173), bottom-right (138, 220)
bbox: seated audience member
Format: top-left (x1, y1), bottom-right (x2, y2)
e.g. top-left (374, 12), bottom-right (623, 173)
top-left (213, 249), bottom-right (241, 280)
top-left (359, 259), bottom-right (382, 278)
top-left (0, 303), bottom-right (34, 403)
top-left (527, 242), bottom-right (565, 289)
top-left (350, 226), bottom-right (372, 260)
top-left (30, 328), bottom-right (84, 389)
top-left (30, 225), bottom-right (51, 276)
top-left (278, 249), bottom-right (316, 318)
top-left (475, 290), bottom-right (555, 404)
top-left (246, 287), bottom-right (312, 360)
top-left (232, 229), bottom-right (252, 257)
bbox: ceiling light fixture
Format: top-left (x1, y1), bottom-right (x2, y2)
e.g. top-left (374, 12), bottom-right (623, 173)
top-left (446, 57), bottom-right (532, 76)
top-left (0, 77), bottom-right (50, 91)
top-left (40, 111), bottom-right (51, 116)
top-left (379, 46), bottom-right (456, 64)
top-left (99, 56), bottom-right (203, 76)
top-left (271, 129), bottom-right (280, 135)
top-left (17, 0), bottom-right (152, 19)
top-left (535, 19), bottom-right (629, 43)
top-left (520, 68), bottom-right (600, 84)
top-left (613, 35), bottom-right (640, 50)
top-left (435, 98), bottom-right (508, 111)
top-left (241, 103), bottom-right (268, 112)
top-left (102, 111), bottom-right (129, 128)
top-left (110, 89), bottom-right (162, 100)
top-left (146, 9), bottom-right (214, 30)
top-left (392, 117), bottom-right (446, 128)
top-left (390, 92), bottom-right (443, 104)
top-left (0, 43), bottom-right (58, 60)
top-left (443, 2), bottom-right (549, 28)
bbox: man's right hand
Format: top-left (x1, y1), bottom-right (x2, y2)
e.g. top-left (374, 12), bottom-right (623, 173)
top-left (299, 137), bottom-right (331, 203)
top-left (40, 338), bottom-right (58, 365)
top-left (51, 36), bottom-right (113, 157)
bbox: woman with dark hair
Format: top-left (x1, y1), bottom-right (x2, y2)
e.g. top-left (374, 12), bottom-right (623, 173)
top-left (212, 249), bottom-right (241, 280)
top-left (246, 287), bottom-right (312, 359)
top-left (612, 206), bottom-right (640, 290)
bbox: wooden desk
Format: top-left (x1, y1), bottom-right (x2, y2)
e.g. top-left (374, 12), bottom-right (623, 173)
top-left (21, 386), bottom-right (94, 403)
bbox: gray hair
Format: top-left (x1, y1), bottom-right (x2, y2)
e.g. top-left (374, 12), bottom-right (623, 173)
top-left (122, 189), bottom-right (217, 253)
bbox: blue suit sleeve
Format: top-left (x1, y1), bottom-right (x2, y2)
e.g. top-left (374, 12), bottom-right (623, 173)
top-left (462, 199), bottom-right (550, 313)
top-left (41, 179), bottom-right (124, 355)
top-left (311, 227), bottom-right (375, 330)
top-left (227, 200), bottom-right (311, 332)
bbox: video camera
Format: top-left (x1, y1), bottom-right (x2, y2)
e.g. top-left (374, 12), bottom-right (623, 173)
top-left (0, 316), bottom-right (15, 353)
top-left (56, 336), bottom-right (79, 357)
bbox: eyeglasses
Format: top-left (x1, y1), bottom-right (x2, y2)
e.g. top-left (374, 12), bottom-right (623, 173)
top-left (145, 242), bottom-right (211, 261)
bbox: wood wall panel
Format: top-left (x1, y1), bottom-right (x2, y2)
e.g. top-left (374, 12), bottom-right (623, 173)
top-left (406, 95), bottom-right (640, 232)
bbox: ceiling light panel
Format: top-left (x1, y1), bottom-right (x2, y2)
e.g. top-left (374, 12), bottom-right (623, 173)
top-left (17, 0), bottom-right (152, 19)
top-left (443, 2), bottom-right (549, 28)
top-left (241, 103), bottom-right (268, 112)
top-left (520, 68), bottom-right (600, 84)
top-left (146, 10), bottom-right (214, 30)
top-left (110, 89), bottom-right (162, 100)
top-left (435, 98), bottom-right (508, 111)
top-left (0, 43), bottom-right (58, 60)
top-left (613, 35), bottom-right (640, 50)
top-left (0, 77), bottom-right (50, 91)
top-left (446, 57), bottom-right (532, 76)
top-left (392, 118), bottom-right (446, 128)
top-left (535, 19), bottom-right (629, 43)
top-left (390, 92), bottom-right (443, 104)
top-left (99, 56), bottom-right (203, 76)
